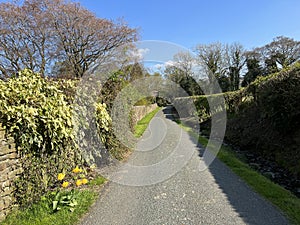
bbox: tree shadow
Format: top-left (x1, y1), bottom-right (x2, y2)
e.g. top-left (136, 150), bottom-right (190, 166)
top-left (162, 105), bottom-right (289, 225)
top-left (162, 105), bottom-right (179, 121)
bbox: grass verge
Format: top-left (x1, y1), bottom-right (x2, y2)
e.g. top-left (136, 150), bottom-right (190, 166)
top-left (179, 122), bottom-right (300, 225)
top-left (0, 176), bottom-right (106, 225)
top-left (134, 107), bottom-right (161, 137)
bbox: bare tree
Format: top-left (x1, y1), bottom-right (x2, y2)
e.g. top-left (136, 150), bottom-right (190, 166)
top-left (265, 36), bottom-right (300, 69)
top-left (225, 43), bottom-right (246, 90)
top-left (164, 52), bottom-right (202, 96)
top-left (0, 0), bottom-right (137, 78)
top-left (252, 36), bottom-right (300, 74)
top-left (194, 43), bottom-right (229, 93)
top-left (48, 0), bottom-right (137, 77)
top-left (194, 43), bottom-right (226, 83)
top-left (0, 0), bottom-right (55, 77)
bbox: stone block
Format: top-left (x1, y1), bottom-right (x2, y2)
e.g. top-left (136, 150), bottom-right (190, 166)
top-left (0, 212), bottom-right (6, 223)
top-left (0, 160), bottom-right (7, 171)
top-left (0, 199), bottom-right (4, 211)
top-left (2, 196), bottom-right (12, 206)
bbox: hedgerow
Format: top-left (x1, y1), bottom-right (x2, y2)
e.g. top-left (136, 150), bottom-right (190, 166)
top-left (180, 63), bottom-right (300, 177)
top-left (0, 69), bottom-right (81, 206)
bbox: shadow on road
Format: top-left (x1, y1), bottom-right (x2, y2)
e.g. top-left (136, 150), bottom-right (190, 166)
top-left (162, 105), bottom-right (179, 122)
top-left (161, 105), bottom-right (289, 225)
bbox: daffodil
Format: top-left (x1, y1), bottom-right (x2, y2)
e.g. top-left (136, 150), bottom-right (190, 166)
top-left (62, 181), bottom-right (69, 188)
top-left (76, 179), bottom-right (82, 186)
top-left (81, 178), bottom-right (88, 185)
top-left (72, 166), bottom-right (82, 174)
top-left (57, 173), bottom-right (65, 181)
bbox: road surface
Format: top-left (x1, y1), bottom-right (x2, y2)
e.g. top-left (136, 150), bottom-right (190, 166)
top-left (80, 107), bottom-right (289, 225)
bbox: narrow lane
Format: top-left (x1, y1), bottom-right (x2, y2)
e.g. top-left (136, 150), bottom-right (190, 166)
top-left (80, 107), bottom-right (289, 225)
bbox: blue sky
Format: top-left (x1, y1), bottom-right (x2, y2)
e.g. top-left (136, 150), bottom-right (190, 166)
top-left (79, 0), bottom-right (300, 50)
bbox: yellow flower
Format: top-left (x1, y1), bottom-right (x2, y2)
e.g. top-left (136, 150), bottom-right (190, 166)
top-left (72, 166), bottom-right (83, 174)
top-left (57, 173), bottom-right (65, 181)
top-left (62, 181), bottom-right (69, 188)
top-left (81, 178), bottom-right (88, 185)
top-left (76, 179), bottom-right (82, 186)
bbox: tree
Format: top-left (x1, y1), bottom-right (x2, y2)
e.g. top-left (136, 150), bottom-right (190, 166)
top-left (252, 36), bottom-right (300, 75)
top-left (226, 43), bottom-right (246, 91)
top-left (0, 1), bottom-right (55, 77)
top-left (121, 62), bottom-right (146, 81)
top-left (265, 36), bottom-right (300, 69)
top-left (164, 52), bottom-right (203, 96)
top-left (48, 0), bottom-right (137, 77)
top-left (0, 0), bottom-right (137, 78)
top-left (195, 43), bottom-right (226, 83)
top-left (241, 58), bottom-right (263, 87)
top-left (195, 43), bottom-right (232, 92)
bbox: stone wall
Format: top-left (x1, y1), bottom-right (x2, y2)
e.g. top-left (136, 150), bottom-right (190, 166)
top-left (131, 104), bottom-right (158, 126)
top-left (0, 125), bottom-right (21, 222)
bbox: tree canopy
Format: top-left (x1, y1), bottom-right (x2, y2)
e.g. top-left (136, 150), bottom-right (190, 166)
top-left (0, 0), bottom-right (138, 78)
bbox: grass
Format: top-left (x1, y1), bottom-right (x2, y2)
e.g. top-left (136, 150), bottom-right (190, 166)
top-left (87, 176), bottom-right (106, 186)
top-left (0, 176), bottom-right (106, 225)
top-left (178, 122), bottom-right (300, 225)
top-left (134, 107), bottom-right (161, 137)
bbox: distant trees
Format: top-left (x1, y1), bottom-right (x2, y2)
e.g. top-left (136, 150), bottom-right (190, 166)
top-left (194, 43), bottom-right (225, 85)
top-left (164, 52), bottom-right (203, 96)
top-left (0, 0), bottom-right (137, 78)
top-left (258, 36), bottom-right (300, 70)
top-left (226, 43), bottom-right (246, 91)
top-left (194, 42), bottom-right (245, 92)
top-left (193, 36), bottom-right (300, 92)
top-left (122, 63), bottom-right (146, 81)
top-left (241, 58), bottom-right (262, 87)
top-left (242, 36), bottom-right (300, 85)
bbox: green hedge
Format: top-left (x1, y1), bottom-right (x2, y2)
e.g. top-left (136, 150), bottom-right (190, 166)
top-left (178, 63), bottom-right (300, 177)
top-left (0, 70), bottom-right (126, 207)
top-left (0, 70), bottom-right (80, 206)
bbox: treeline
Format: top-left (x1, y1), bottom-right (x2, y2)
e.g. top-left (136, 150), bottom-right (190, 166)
top-left (164, 36), bottom-right (300, 94)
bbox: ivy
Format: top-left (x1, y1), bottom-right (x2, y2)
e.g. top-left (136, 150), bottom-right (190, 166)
top-left (0, 69), bottom-right (80, 206)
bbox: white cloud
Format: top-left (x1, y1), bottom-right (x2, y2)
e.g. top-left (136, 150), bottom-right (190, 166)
top-left (153, 63), bottom-right (164, 70)
top-left (164, 60), bottom-right (178, 67)
top-left (128, 48), bottom-right (150, 60)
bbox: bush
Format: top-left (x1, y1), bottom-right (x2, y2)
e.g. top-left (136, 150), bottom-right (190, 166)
top-left (95, 102), bottom-right (130, 160)
top-left (0, 69), bottom-right (81, 206)
top-left (0, 69), bottom-right (133, 207)
top-left (250, 63), bottom-right (300, 132)
top-left (178, 63), bottom-right (300, 177)
top-left (134, 96), bottom-right (155, 106)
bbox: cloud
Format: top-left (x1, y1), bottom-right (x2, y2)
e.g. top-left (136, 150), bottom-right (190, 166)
top-left (164, 60), bottom-right (177, 67)
top-left (128, 48), bottom-right (150, 60)
top-left (153, 63), bottom-right (164, 70)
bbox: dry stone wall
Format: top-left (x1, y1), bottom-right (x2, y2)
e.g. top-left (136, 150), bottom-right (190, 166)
top-left (131, 104), bottom-right (158, 126)
top-left (0, 125), bottom-right (21, 222)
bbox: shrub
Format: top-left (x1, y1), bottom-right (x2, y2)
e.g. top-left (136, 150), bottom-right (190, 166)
top-left (95, 102), bottom-right (130, 160)
top-left (251, 63), bottom-right (300, 132)
top-left (176, 63), bottom-right (300, 177)
top-left (202, 64), bottom-right (300, 176)
top-left (0, 69), bottom-right (80, 206)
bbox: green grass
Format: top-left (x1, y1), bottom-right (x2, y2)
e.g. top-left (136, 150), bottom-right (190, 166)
top-left (0, 176), bottom-right (106, 225)
top-left (0, 191), bottom-right (97, 225)
top-left (134, 107), bottom-right (161, 137)
top-left (178, 122), bottom-right (300, 225)
top-left (87, 176), bottom-right (106, 186)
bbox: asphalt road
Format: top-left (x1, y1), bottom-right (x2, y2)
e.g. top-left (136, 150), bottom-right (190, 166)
top-left (79, 107), bottom-right (289, 225)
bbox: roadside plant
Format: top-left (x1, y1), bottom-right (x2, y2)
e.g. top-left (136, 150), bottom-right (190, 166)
top-left (50, 166), bottom-right (89, 212)
top-left (0, 69), bottom-right (81, 205)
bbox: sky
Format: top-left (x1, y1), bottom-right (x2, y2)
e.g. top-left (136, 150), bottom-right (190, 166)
top-left (78, 0), bottom-right (300, 51)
